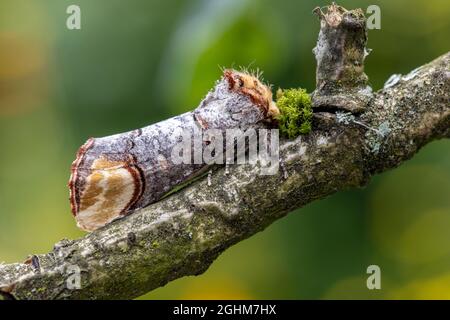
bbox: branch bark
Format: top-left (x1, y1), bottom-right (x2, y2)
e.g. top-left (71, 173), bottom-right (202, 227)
top-left (1, 4), bottom-right (449, 300)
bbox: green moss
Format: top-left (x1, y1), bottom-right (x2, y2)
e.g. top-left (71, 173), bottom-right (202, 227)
top-left (152, 240), bottom-right (160, 248)
top-left (276, 88), bottom-right (313, 138)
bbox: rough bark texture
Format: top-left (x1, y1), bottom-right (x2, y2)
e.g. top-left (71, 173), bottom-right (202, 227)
top-left (0, 3), bottom-right (449, 300)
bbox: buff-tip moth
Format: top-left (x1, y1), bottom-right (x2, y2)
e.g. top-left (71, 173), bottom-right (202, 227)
top-left (69, 69), bottom-right (280, 232)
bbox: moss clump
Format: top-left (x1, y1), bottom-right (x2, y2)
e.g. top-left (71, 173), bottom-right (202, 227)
top-left (276, 88), bottom-right (313, 138)
top-left (152, 240), bottom-right (160, 248)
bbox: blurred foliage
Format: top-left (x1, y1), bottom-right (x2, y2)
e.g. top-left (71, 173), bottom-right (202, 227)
top-left (0, 0), bottom-right (449, 299)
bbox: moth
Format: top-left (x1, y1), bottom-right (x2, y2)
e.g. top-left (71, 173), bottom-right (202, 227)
top-left (69, 69), bottom-right (279, 231)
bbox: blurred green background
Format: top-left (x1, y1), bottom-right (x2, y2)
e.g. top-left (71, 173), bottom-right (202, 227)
top-left (0, 0), bottom-right (449, 299)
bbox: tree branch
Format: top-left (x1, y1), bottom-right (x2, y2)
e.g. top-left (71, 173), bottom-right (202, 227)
top-left (1, 3), bottom-right (449, 300)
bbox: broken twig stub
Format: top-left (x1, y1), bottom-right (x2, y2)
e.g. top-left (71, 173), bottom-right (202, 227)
top-left (312, 3), bottom-right (372, 113)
